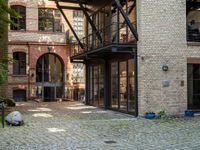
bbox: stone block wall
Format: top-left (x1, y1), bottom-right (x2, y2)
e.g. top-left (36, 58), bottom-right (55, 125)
top-left (137, 0), bottom-right (188, 115)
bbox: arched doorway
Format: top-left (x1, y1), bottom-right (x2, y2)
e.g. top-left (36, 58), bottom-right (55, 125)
top-left (36, 53), bottom-right (64, 101)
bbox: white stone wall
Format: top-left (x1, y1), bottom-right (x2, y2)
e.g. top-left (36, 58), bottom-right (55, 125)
top-left (137, 0), bottom-right (188, 115)
top-left (9, 32), bottom-right (67, 43)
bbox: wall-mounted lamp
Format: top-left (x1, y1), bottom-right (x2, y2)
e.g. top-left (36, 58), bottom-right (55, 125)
top-left (162, 65), bottom-right (169, 71)
top-left (31, 73), bottom-right (34, 78)
top-left (48, 46), bottom-right (53, 52)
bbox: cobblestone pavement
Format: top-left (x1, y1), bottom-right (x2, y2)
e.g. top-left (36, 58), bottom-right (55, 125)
top-left (0, 101), bottom-right (200, 150)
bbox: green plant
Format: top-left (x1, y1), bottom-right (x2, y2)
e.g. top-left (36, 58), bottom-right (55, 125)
top-left (157, 110), bottom-right (167, 119)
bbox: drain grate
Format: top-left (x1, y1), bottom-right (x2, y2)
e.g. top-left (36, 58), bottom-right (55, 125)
top-left (104, 140), bottom-right (117, 144)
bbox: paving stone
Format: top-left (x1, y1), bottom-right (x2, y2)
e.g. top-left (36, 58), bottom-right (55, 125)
top-left (0, 101), bottom-right (200, 150)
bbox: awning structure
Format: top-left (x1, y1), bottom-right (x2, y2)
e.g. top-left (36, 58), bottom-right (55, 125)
top-left (51, 0), bottom-right (138, 62)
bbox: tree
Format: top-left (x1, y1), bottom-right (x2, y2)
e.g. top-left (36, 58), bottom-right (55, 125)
top-left (0, 0), bottom-right (19, 84)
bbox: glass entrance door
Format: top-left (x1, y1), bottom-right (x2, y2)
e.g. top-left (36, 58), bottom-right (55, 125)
top-left (110, 59), bottom-right (135, 114)
top-left (119, 61), bottom-right (127, 111)
top-left (188, 64), bottom-right (200, 110)
top-left (44, 87), bottom-right (55, 101)
top-left (36, 53), bottom-right (64, 101)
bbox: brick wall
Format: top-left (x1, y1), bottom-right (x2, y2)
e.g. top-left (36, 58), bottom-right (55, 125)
top-left (7, 0), bottom-right (76, 100)
top-left (137, 0), bottom-right (188, 115)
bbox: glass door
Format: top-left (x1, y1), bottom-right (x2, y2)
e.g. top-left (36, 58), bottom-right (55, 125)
top-left (188, 64), bottom-right (200, 110)
top-left (110, 59), bottom-right (135, 114)
top-left (119, 61), bottom-right (127, 111)
top-left (111, 62), bottom-right (119, 109)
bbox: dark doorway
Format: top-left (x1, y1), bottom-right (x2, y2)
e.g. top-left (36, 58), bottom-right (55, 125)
top-left (13, 90), bottom-right (26, 102)
top-left (36, 53), bottom-right (64, 101)
top-left (188, 64), bottom-right (200, 110)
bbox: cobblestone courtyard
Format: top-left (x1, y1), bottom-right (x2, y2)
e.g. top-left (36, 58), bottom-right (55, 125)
top-left (0, 101), bottom-right (200, 150)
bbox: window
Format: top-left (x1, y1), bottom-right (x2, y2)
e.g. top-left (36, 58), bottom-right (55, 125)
top-left (72, 63), bottom-right (84, 83)
top-left (73, 11), bottom-right (84, 40)
top-left (89, 64), bottom-right (104, 107)
top-left (38, 8), bottom-right (62, 32)
top-left (10, 5), bottom-right (26, 30)
top-left (187, 1), bottom-right (200, 42)
top-left (13, 52), bottom-right (26, 75)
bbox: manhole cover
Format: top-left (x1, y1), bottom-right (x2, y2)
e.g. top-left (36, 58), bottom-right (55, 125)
top-left (104, 140), bottom-right (117, 144)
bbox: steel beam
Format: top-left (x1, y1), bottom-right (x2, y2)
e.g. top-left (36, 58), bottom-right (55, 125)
top-left (114, 0), bottom-right (138, 41)
top-left (50, 0), bottom-right (87, 4)
top-left (112, 0), bottom-right (136, 42)
top-left (78, 1), bottom-right (103, 43)
top-left (59, 5), bottom-right (84, 11)
top-left (55, 0), bottom-right (84, 49)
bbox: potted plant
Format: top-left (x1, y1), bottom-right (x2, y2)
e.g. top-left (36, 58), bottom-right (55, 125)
top-left (184, 110), bottom-right (194, 117)
top-left (145, 112), bottom-right (156, 119)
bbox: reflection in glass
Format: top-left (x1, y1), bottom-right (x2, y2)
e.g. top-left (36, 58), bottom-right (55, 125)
top-left (99, 65), bottom-right (104, 107)
top-left (89, 66), bottom-right (93, 104)
top-left (94, 66), bottom-right (99, 106)
top-left (119, 61), bottom-right (127, 111)
top-left (128, 59), bottom-right (135, 112)
top-left (36, 53), bottom-right (64, 100)
top-left (88, 64), bottom-right (104, 107)
top-left (36, 54), bottom-right (63, 83)
top-left (111, 62), bottom-right (119, 109)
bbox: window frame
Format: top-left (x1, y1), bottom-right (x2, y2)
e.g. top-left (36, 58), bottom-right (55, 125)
top-left (10, 5), bottom-right (26, 31)
top-left (38, 8), bottom-right (62, 32)
top-left (13, 52), bottom-right (26, 75)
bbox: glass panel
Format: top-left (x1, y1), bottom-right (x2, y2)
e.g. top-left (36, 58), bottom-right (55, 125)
top-left (39, 9), bottom-right (62, 32)
top-left (89, 66), bottom-right (93, 104)
top-left (56, 86), bottom-right (63, 98)
top-left (93, 66), bottom-right (99, 106)
top-left (119, 61), bottom-right (127, 111)
top-left (43, 54), bottom-right (49, 82)
top-left (11, 6), bottom-right (26, 30)
top-left (36, 86), bottom-right (43, 98)
top-left (44, 87), bottom-right (55, 101)
top-left (111, 62), bottom-right (119, 109)
top-left (188, 64), bottom-right (200, 109)
top-left (13, 52), bottom-right (26, 75)
top-left (36, 54), bottom-right (64, 100)
top-left (128, 59), bottom-right (135, 112)
top-left (99, 65), bottom-right (104, 107)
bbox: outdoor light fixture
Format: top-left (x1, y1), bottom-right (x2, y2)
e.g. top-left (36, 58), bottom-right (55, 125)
top-left (31, 73), bottom-right (34, 78)
top-left (162, 65), bottom-right (169, 71)
top-left (48, 46), bottom-right (53, 52)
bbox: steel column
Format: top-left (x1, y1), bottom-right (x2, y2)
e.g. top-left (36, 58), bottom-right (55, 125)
top-left (85, 61), bottom-right (90, 105)
top-left (134, 48), bottom-right (138, 117)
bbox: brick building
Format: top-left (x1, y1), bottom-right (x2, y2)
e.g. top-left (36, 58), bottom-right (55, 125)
top-left (52, 0), bottom-right (200, 116)
top-left (7, 0), bottom-right (85, 101)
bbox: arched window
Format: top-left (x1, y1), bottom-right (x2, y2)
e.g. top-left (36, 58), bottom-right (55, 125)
top-left (13, 52), bottom-right (26, 75)
top-left (10, 5), bottom-right (26, 30)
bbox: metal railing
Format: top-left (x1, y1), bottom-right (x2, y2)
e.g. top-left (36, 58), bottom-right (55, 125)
top-left (71, 22), bottom-right (137, 57)
top-left (187, 21), bottom-right (200, 42)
